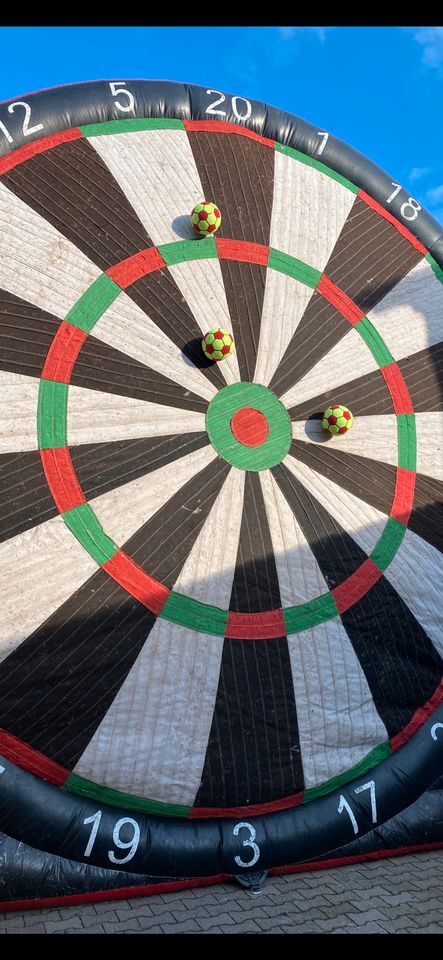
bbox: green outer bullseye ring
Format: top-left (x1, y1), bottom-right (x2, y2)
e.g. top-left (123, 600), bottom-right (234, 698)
top-left (206, 383), bottom-right (292, 470)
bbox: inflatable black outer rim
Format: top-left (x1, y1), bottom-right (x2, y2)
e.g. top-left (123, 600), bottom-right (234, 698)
top-left (0, 79), bottom-right (442, 878)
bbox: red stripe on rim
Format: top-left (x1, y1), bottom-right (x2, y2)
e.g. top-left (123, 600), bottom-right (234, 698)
top-left (390, 467), bottom-right (416, 525)
top-left (190, 789), bottom-right (303, 819)
top-left (215, 238), bottom-right (269, 265)
top-left (0, 728), bottom-right (67, 785)
top-left (333, 558), bottom-right (382, 613)
top-left (317, 274), bottom-right (365, 326)
top-left (381, 363), bottom-right (415, 414)
top-left (184, 119), bottom-right (275, 148)
top-left (3, 842), bottom-right (443, 909)
top-left (41, 321), bottom-right (88, 383)
top-left (0, 127), bottom-right (82, 175)
top-left (390, 678), bottom-right (443, 751)
top-left (40, 447), bottom-right (86, 513)
top-left (226, 608), bottom-right (285, 639)
top-left (106, 247), bottom-right (166, 287)
top-left (103, 550), bottom-right (169, 616)
top-left (358, 189), bottom-right (428, 255)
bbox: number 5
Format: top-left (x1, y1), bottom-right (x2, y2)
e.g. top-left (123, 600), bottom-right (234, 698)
top-left (109, 82), bottom-right (135, 113)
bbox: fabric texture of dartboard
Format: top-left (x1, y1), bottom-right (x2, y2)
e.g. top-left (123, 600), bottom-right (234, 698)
top-left (0, 82), bottom-right (442, 878)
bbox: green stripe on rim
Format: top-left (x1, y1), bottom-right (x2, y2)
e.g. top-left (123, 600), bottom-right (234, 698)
top-left (275, 142), bottom-right (359, 193)
top-left (425, 252), bottom-right (443, 284)
top-left (37, 380), bottom-right (68, 449)
top-left (64, 772), bottom-right (190, 817)
top-left (370, 517), bottom-right (406, 571)
top-left (355, 316), bottom-right (395, 367)
top-left (81, 118), bottom-right (185, 137)
top-left (160, 591), bottom-right (228, 636)
top-left (268, 248), bottom-right (321, 288)
top-left (158, 237), bottom-right (217, 265)
top-left (63, 503), bottom-right (118, 565)
top-left (397, 414), bottom-right (417, 472)
top-left (303, 741), bottom-right (392, 802)
top-left (283, 592), bottom-right (338, 635)
top-left (65, 274), bottom-right (121, 333)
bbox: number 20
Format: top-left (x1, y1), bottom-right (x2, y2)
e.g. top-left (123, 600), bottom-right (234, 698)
top-left (206, 89), bottom-right (252, 121)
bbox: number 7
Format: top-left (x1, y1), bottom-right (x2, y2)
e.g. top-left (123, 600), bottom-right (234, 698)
top-left (354, 780), bottom-right (377, 823)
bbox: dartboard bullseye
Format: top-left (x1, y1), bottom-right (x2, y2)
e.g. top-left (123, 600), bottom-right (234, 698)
top-left (0, 79), bottom-right (442, 907)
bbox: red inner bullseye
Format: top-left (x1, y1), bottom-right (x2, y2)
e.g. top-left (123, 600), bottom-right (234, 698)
top-left (231, 407), bottom-right (269, 447)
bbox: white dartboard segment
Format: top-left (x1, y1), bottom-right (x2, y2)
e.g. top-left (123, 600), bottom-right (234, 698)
top-left (367, 257), bottom-right (443, 360)
top-left (287, 617), bottom-right (388, 788)
top-left (0, 181), bottom-right (101, 319)
top-left (167, 259), bottom-right (241, 384)
top-left (0, 371), bottom-right (40, 453)
top-left (280, 326), bottom-right (375, 410)
top-left (88, 130), bottom-right (204, 246)
top-left (93, 289), bottom-right (218, 403)
top-left (92, 443), bottom-right (217, 548)
top-left (67, 384), bottom-right (206, 447)
top-left (291, 414), bottom-right (398, 468)
top-left (259, 468), bottom-right (332, 605)
top-left (270, 149), bottom-right (356, 270)
top-left (254, 270), bottom-right (314, 387)
top-left (0, 514), bottom-right (99, 663)
top-left (74, 468), bottom-right (245, 804)
top-left (281, 457), bottom-right (386, 557)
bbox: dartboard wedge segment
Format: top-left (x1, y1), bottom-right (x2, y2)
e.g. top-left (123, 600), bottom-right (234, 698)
top-left (0, 79), bottom-right (442, 908)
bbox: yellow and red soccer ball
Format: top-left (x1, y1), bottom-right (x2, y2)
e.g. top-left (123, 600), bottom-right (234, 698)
top-left (202, 329), bottom-right (235, 361)
top-left (322, 404), bottom-right (354, 436)
top-left (191, 201), bottom-right (221, 235)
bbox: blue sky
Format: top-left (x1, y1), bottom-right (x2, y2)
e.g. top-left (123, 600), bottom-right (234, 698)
top-left (0, 26), bottom-right (442, 225)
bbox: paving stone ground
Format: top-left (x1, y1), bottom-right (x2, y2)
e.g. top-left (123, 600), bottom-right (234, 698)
top-left (1, 851), bottom-right (443, 934)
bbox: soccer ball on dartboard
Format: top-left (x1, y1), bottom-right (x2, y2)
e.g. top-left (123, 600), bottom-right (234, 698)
top-left (202, 329), bottom-right (235, 362)
top-left (322, 404), bottom-right (354, 436)
top-left (191, 201), bottom-right (222, 235)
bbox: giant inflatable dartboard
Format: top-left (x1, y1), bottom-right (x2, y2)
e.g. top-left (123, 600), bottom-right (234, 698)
top-left (0, 81), bottom-right (443, 894)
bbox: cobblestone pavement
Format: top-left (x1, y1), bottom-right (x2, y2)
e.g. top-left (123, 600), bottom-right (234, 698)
top-left (1, 851), bottom-right (443, 934)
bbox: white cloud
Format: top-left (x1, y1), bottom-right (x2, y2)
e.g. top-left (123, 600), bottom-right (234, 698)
top-left (409, 166), bottom-right (431, 182)
top-left (278, 26), bottom-right (328, 42)
top-left (412, 27), bottom-right (443, 72)
top-left (225, 26), bottom-right (331, 87)
top-left (426, 184), bottom-right (443, 204)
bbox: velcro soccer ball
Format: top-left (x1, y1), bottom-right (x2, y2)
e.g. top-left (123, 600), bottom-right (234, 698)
top-left (322, 404), bottom-right (354, 436)
top-left (202, 329), bottom-right (235, 362)
top-left (191, 201), bottom-right (222, 236)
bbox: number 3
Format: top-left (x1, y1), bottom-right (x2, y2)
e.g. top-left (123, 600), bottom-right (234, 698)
top-left (109, 82), bottom-right (135, 113)
top-left (233, 821), bottom-right (260, 868)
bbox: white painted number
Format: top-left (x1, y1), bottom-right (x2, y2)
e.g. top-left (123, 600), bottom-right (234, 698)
top-left (386, 182), bottom-right (421, 221)
top-left (0, 765), bottom-right (5, 775)
top-left (431, 722), bottom-right (443, 741)
top-left (83, 809), bottom-right (102, 857)
top-left (386, 182), bottom-right (402, 204)
top-left (400, 197), bottom-right (421, 221)
top-left (354, 780), bottom-right (377, 824)
top-left (206, 89), bottom-right (227, 116)
top-left (7, 101), bottom-right (43, 137)
top-left (0, 121), bottom-right (13, 144)
top-left (206, 89), bottom-right (252, 122)
top-left (231, 96), bottom-right (252, 121)
top-left (338, 779), bottom-right (378, 836)
top-left (109, 82), bottom-right (135, 113)
top-left (108, 817), bottom-right (140, 865)
top-left (338, 794), bottom-right (359, 834)
top-left (233, 821), bottom-right (260, 868)
top-left (316, 131), bottom-right (329, 155)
